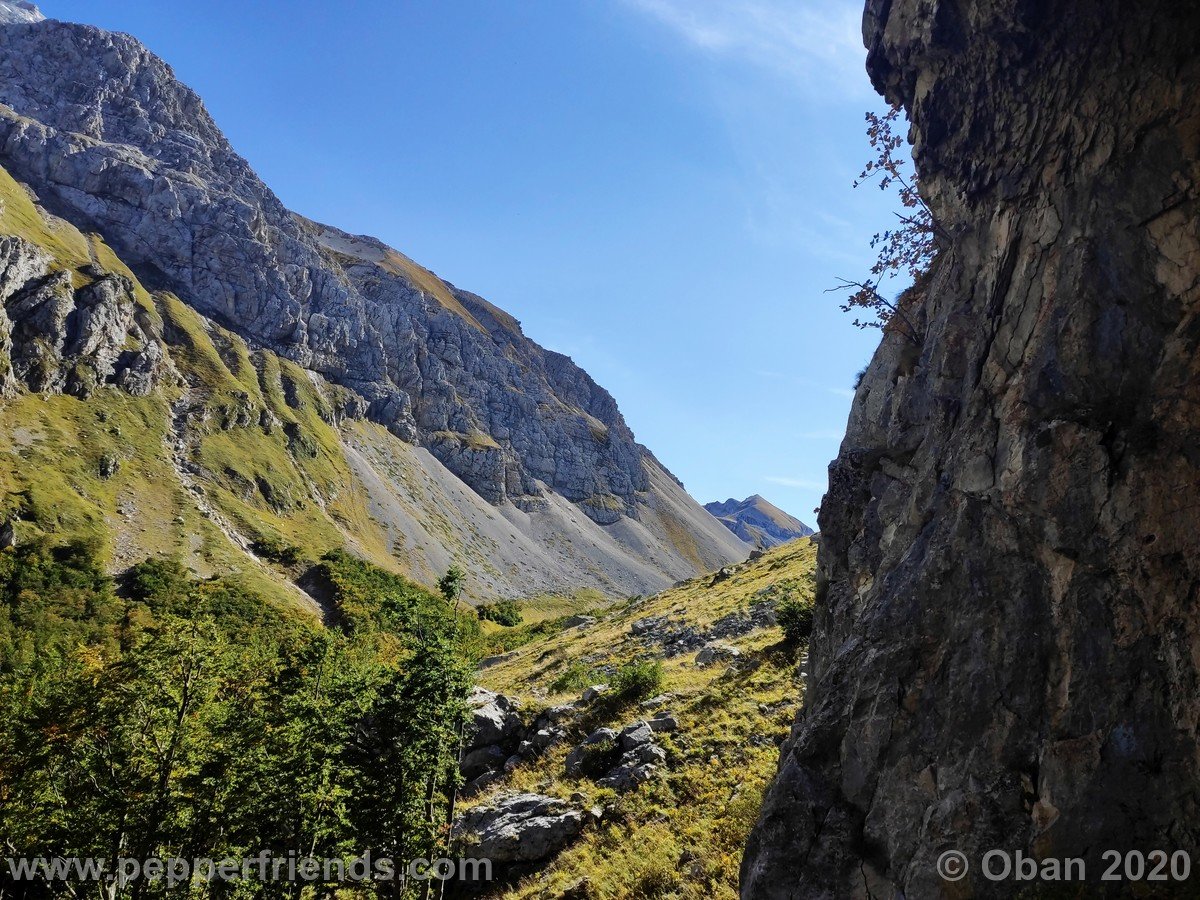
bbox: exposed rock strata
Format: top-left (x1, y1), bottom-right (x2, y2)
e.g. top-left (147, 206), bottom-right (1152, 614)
top-left (0, 235), bottom-right (167, 398)
top-left (0, 13), bottom-right (747, 591)
top-left (743, 1), bottom-right (1200, 896)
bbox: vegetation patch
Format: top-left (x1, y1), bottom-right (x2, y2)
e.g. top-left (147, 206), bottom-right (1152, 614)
top-left (478, 598), bottom-right (523, 627)
top-left (0, 540), bottom-right (476, 888)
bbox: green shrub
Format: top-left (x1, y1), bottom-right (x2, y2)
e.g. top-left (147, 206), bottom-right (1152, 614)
top-left (477, 599), bottom-right (523, 627)
top-left (576, 737), bottom-right (620, 779)
top-left (612, 658), bottom-right (665, 702)
top-left (777, 595), bottom-right (815, 643)
top-left (250, 534), bottom-right (303, 566)
top-left (475, 615), bottom-right (567, 656)
top-left (123, 556), bottom-right (190, 605)
top-left (549, 659), bottom-right (597, 695)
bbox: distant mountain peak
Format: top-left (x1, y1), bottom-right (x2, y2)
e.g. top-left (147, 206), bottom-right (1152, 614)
top-left (0, 1), bottom-right (44, 24)
top-left (704, 495), bottom-right (814, 549)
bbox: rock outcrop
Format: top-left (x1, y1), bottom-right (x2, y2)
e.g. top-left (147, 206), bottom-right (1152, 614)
top-left (0, 1), bottom-right (41, 25)
top-left (743, 1), bottom-right (1200, 897)
top-left (0, 235), bottom-right (167, 399)
top-left (705, 494), bottom-right (813, 548)
top-left (456, 793), bottom-right (587, 865)
top-left (562, 714), bottom-right (674, 792)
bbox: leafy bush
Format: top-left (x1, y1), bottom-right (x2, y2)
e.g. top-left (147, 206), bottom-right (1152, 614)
top-left (122, 556), bottom-right (190, 605)
top-left (612, 658), bottom-right (665, 702)
top-left (576, 737), bottom-right (621, 780)
top-left (477, 599), bottom-right (523, 627)
top-left (777, 595), bottom-right (815, 643)
top-left (549, 659), bottom-right (597, 695)
top-left (250, 534), bottom-right (303, 566)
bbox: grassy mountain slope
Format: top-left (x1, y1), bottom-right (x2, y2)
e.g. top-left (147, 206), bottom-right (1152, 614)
top-left (0, 163), bottom-right (739, 602)
top-left (470, 538), bottom-right (817, 899)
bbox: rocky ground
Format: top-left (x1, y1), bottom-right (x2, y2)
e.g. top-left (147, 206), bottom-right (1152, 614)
top-left (453, 539), bottom-right (816, 899)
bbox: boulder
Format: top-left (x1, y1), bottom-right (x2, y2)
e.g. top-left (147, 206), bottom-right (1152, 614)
top-left (562, 614), bottom-right (596, 628)
top-left (566, 720), bottom-right (669, 793)
top-left (647, 714), bottom-right (679, 734)
top-left (543, 703), bottom-right (577, 724)
top-left (639, 693), bottom-right (676, 710)
top-left (457, 793), bottom-right (585, 864)
top-left (564, 728), bottom-right (618, 778)
top-left (695, 642), bottom-right (741, 667)
top-left (618, 721), bottom-right (654, 750)
top-left (630, 615), bottom-right (666, 636)
top-left (596, 761), bottom-right (659, 792)
top-left (580, 684), bottom-right (609, 703)
top-left (466, 687), bottom-right (523, 751)
top-left (460, 744), bottom-right (507, 782)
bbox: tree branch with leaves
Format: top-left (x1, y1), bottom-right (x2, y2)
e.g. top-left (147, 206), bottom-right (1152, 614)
top-left (831, 106), bottom-right (942, 344)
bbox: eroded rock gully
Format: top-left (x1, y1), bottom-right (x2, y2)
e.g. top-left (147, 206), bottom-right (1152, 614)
top-left (743, 1), bottom-right (1200, 896)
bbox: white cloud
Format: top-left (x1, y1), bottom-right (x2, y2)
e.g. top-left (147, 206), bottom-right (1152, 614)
top-left (765, 475), bottom-right (827, 490)
top-left (621, 0), bottom-right (866, 93)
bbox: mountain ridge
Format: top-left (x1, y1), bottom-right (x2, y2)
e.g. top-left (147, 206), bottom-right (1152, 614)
top-left (0, 8), bottom-right (746, 599)
top-left (704, 494), bottom-right (813, 549)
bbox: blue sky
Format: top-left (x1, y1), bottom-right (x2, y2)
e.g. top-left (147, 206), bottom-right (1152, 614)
top-left (49, 0), bottom-right (894, 524)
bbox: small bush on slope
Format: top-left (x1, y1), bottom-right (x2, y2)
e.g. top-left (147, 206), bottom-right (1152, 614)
top-left (777, 595), bottom-right (815, 643)
top-left (478, 598), bottom-right (523, 627)
top-left (549, 658), bottom-right (599, 694)
top-left (612, 658), bottom-right (665, 702)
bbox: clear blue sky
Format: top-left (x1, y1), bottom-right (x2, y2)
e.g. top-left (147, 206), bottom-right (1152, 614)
top-left (48, 0), bottom-right (894, 524)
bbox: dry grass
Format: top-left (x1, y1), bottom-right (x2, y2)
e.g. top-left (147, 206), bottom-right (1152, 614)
top-left (472, 539), bottom-right (818, 900)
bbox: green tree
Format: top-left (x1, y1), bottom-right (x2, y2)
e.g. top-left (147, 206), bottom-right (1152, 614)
top-left (347, 633), bottom-right (472, 898)
top-left (437, 567), bottom-right (465, 606)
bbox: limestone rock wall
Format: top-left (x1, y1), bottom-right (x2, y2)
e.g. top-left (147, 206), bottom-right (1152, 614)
top-left (743, 1), bottom-right (1200, 896)
top-left (0, 235), bottom-right (167, 399)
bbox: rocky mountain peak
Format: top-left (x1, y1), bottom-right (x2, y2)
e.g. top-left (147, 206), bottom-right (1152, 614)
top-left (704, 495), bottom-right (813, 549)
top-left (0, 1), bottom-right (43, 25)
top-left (0, 7), bottom-right (749, 596)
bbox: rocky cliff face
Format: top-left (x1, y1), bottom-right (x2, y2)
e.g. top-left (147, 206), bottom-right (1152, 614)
top-left (743, 1), bottom-right (1200, 896)
top-left (0, 12), bottom-right (717, 525)
top-left (0, 7), bottom-right (747, 595)
top-left (704, 494), bottom-right (813, 549)
top-left (0, 236), bottom-right (168, 399)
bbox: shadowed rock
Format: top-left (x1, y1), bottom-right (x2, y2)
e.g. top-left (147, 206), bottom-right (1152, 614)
top-left (743, 1), bottom-right (1200, 897)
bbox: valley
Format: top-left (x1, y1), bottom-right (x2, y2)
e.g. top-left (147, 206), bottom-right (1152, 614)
top-left (3, 0), bottom-right (1200, 898)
